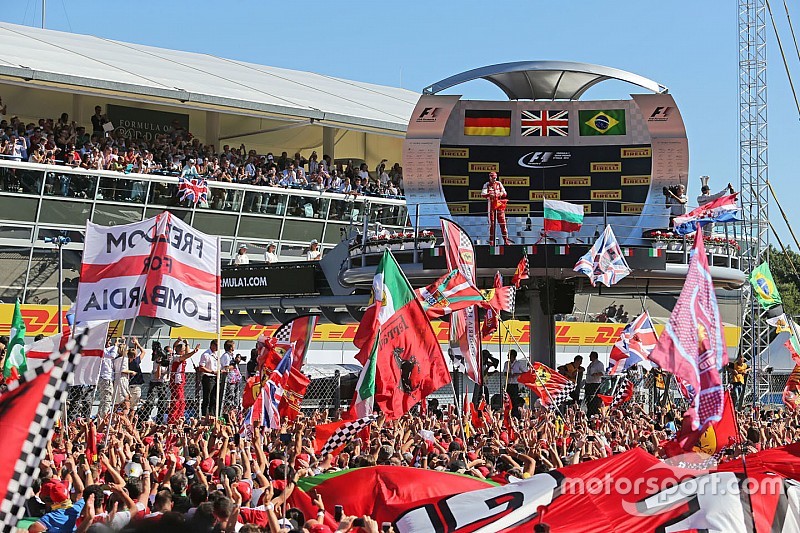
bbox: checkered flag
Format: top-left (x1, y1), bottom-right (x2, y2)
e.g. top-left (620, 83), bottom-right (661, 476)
top-left (273, 322), bottom-right (291, 345)
top-left (609, 378), bottom-right (635, 410)
top-left (0, 331), bottom-right (86, 529)
top-left (547, 380), bottom-right (576, 409)
top-left (519, 362), bottom-right (576, 410)
top-left (319, 415), bottom-right (378, 456)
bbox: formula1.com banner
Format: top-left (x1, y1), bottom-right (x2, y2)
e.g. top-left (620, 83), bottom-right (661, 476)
top-left (75, 211), bottom-right (220, 333)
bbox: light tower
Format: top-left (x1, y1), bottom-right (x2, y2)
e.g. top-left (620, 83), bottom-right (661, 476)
top-left (738, 0), bottom-right (770, 401)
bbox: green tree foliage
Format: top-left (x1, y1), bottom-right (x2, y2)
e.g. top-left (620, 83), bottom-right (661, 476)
top-left (767, 246), bottom-right (800, 317)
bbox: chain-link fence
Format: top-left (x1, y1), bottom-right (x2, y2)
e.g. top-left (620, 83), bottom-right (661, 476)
top-left (62, 367), bottom-right (795, 423)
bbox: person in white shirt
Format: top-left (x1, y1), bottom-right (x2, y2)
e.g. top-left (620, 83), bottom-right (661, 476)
top-left (98, 338), bottom-right (124, 419)
top-left (502, 349), bottom-right (529, 414)
top-left (307, 239), bottom-right (322, 261)
top-left (584, 351), bottom-right (605, 417)
top-left (233, 244), bottom-right (249, 265)
top-left (264, 242), bottom-right (278, 263)
top-left (197, 340), bottom-right (219, 417)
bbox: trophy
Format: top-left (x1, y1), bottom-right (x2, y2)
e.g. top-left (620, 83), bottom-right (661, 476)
top-left (700, 175), bottom-right (710, 188)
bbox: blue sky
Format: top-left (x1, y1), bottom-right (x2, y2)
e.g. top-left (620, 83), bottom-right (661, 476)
top-left (4, 0), bottom-right (800, 246)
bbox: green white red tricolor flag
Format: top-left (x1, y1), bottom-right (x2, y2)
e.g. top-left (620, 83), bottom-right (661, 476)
top-left (351, 250), bottom-right (450, 420)
top-left (2, 300), bottom-right (26, 380)
top-left (543, 199), bottom-right (584, 233)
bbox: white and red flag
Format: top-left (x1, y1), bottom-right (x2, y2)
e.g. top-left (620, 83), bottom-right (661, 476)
top-left (441, 218), bottom-right (482, 385)
top-left (26, 322), bottom-right (109, 386)
top-left (607, 311), bottom-right (658, 374)
top-left (75, 211), bottom-right (220, 332)
top-left (648, 232), bottom-right (728, 433)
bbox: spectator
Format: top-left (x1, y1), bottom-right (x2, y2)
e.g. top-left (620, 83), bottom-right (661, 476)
top-left (233, 244), bottom-right (250, 265)
top-left (664, 184), bottom-right (687, 228)
top-left (584, 351), bottom-right (604, 417)
top-left (90, 105), bottom-right (107, 135)
top-left (126, 337), bottom-right (145, 411)
top-left (264, 242), bottom-right (278, 263)
top-left (558, 355), bottom-right (584, 405)
top-left (307, 239), bottom-right (322, 261)
top-left (730, 354), bottom-right (750, 410)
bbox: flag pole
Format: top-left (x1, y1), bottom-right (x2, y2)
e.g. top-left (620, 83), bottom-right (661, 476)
top-left (215, 236), bottom-right (222, 421)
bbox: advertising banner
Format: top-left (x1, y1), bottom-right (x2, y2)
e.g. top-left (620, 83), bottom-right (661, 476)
top-left (75, 212), bottom-right (220, 332)
top-left (107, 104), bottom-right (190, 142)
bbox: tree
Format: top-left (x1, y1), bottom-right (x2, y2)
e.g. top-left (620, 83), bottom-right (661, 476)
top-left (767, 246), bottom-right (800, 317)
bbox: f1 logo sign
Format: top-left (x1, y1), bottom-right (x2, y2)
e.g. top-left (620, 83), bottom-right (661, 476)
top-left (416, 107), bottom-right (439, 122)
top-left (648, 107), bottom-right (671, 121)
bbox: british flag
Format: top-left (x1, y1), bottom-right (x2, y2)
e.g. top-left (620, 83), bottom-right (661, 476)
top-left (264, 347), bottom-right (293, 428)
top-left (178, 175), bottom-right (209, 205)
top-left (521, 110), bottom-right (569, 137)
top-left (607, 311), bottom-right (659, 374)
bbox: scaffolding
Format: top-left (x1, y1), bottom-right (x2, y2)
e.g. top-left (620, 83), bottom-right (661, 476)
top-left (738, 0), bottom-right (771, 402)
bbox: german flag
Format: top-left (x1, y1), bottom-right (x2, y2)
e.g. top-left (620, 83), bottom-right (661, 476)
top-left (464, 110), bottom-right (511, 136)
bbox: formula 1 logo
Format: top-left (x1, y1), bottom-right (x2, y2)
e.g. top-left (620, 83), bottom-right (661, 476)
top-left (415, 107), bottom-right (439, 122)
top-left (648, 106), bottom-right (671, 122)
top-left (518, 151), bottom-right (571, 169)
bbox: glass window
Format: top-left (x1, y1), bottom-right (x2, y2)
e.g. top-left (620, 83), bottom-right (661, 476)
top-left (281, 220), bottom-right (324, 243)
top-left (192, 212), bottom-right (237, 236)
top-left (207, 185), bottom-right (243, 213)
top-left (0, 167), bottom-right (44, 195)
top-left (93, 204), bottom-right (144, 226)
top-left (0, 250), bottom-right (30, 301)
top-left (148, 180), bottom-right (178, 206)
top-left (39, 199), bottom-right (91, 226)
top-left (278, 243), bottom-right (307, 259)
top-left (0, 196), bottom-right (39, 223)
top-left (285, 193), bottom-right (330, 220)
top-left (323, 222), bottom-right (353, 244)
top-left (0, 225), bottom-right (33, 242)
top-left (237, 216), bottom-right (282, 240)
top-left (145, 207), bottom-right (192, 222)
top-left (242, 190), bottom-right (280, 215)
top-left (98, 175), bottom-right (147, 204)
top-left (45, 171), bottom-right (98, 200)
top-left (38, 228), bottom-right (85, 244)
top-left (220, 239), bottom-right (234, 254)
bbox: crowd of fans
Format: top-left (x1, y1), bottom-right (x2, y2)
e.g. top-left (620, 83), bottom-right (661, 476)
top-left (12, 335), bottom-right (798, 533)
top-left (0, 102), bottom-right (405, 202)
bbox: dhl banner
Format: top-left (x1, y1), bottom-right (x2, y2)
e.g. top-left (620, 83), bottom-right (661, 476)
top-left (0, 305), bottom-right (741, 348)
top-left (0, 304), bottom-right (124, 338)
top-left (171, 318), bottom-right (741, 348)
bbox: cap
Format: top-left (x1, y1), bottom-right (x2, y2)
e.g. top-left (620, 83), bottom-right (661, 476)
top-left (268, 459), bottom-right (284, 479)
top-left (238, 243), bottom-right (248, 250)
top-left (310, 239), bottom-right (318, 245)
top-left (267, 154), bottom-right (274, 160)
top-left (200, 457), bottom-right (215, 473)
top-left (294, 453), bottom-right (310, 469)
top-left (236, 481), bottom-right (252, 503)
top-left (448, 460), bottom-right (468, 473)
top-left (272, 479), bottom-right (287, 491)
top-left (189, 158), bottom-right (196, 164)
top-left (277, 518), bottom-right (298, 530)
top-left (41, 480), bottom-right (70, 504)
top-left (124, 461), bottom-right (143, 478)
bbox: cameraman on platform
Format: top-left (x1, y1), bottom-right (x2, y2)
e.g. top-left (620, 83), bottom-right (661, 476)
top-left (663, 183), bottom-right (687, 228)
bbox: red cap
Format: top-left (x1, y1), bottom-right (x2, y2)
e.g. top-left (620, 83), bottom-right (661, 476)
top-left (42, 480), bottom-right (69, 504)
top-left (236, 481), bottom-right (252, 504)
top-left (271, 479), bottom-right (287, 491)
top-left (294, 454), bottom-right (310, 469)
top-left (200, 458), bottom-right (215, 473)
top-left (268, 459), bottom-right (283, 479)
top-left (478, 466), bottom-right (490, 478)
top-left (467, 452), bottom-right (478, 462)
top-left (309, 525), bottom-right (334, 533)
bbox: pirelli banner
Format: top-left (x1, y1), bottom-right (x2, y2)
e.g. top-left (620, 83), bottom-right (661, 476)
top-left (403, 92), bottom-right (688, 245)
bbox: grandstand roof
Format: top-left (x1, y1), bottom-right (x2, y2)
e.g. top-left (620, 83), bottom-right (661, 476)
top-left (0, 23), bottom-right (419, 133)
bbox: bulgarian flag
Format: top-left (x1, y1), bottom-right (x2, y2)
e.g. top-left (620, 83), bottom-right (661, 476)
top-left (3, 300), bottom-right (27, 380)
top-left (351, 250), bottom-right (451, 419)
top-left (543, 199), bottom-right (584, 233)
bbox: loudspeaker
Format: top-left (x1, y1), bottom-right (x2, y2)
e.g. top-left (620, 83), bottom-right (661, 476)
top-left (539, 281), bottom-right (576, 315)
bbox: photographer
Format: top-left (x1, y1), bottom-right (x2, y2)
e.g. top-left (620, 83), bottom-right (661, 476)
top-left (138, 340), bottom-right (172, 423)
top-left (663, 183), bottom-right (687, 228)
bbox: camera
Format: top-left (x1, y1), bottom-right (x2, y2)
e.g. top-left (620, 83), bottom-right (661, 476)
top-left (151, 340), bottom-right (170, 367)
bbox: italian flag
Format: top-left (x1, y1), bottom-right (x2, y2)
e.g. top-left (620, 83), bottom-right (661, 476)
top-left (3, 300), bottom-right (27, 380)
top-left (543, 199), bottom-right (584, 233)
top-left (351, 250), bottom-right (451, 419)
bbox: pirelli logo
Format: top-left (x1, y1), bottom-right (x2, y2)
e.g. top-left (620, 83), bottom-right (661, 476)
top-left (529, 190), bottom-right (561, 201)
top-left (560, 176), bottom-right (591, 187)
top-left (621, 147), bottom-right (652, 158)
top-left (621, 175), bottom-right (651, 186)
top-left (500, 176), bottom-right (530, 187)
top-left (590, 162), bottom-right (622, 173)
top-left (441, 175), bottom-right (469, 186)
top-left (448, 203), bottom-right (470, 214)
top-left (468, 162), bottom-right (500, 172)
top-left (622, 203), bottom-right (644, 214)
top-left (440, 147), bottom-right (470, 158)
top-left (468, 190), bottom-right (483, 200)
top-left (506, 204), bottom-right (530, 215)
top-left (590, 190), bottom-right (622, 200)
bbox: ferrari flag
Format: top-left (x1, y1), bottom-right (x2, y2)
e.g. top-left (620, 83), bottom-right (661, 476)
top-left (519, 362), bottom-right (576, 409)
top-left (416, 269), bottom-right (484, 319)
top-left (353, 250), bottom-right (450, 419)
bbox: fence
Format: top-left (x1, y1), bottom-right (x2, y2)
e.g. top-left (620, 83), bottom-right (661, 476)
top-left (61, 366), bottom-right (794, 424)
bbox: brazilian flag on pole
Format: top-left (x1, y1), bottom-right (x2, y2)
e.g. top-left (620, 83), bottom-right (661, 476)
top-left (749, 262), bottom-right (782, 310)
top-left (3, 299), bottom-right (27, 379)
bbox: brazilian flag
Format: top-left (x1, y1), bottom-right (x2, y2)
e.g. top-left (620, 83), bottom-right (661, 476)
top-left (579, 109), bottom-right (627, 136)
top-left (749, 262), bottom-right (782, 309)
